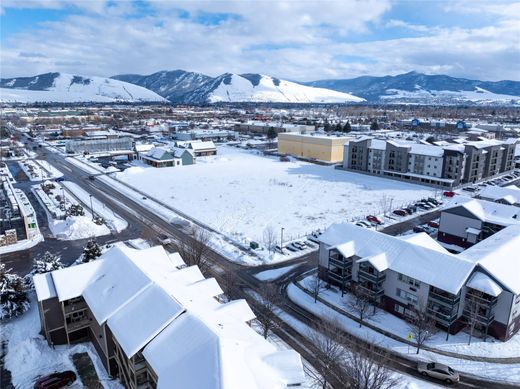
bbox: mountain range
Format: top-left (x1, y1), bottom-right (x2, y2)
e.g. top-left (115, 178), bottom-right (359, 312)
top-left (0, 73), bottom-right (166, 103)
top-left (1, 70), bottom-right (519, 105)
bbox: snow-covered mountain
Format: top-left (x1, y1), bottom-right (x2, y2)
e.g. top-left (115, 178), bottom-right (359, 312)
top-left (112, 70), bottom-right (211, 102)
top-left (304, 72), bottom-right (520, 104)
top-left (111, 70), bottom-right (365, 104)
top-left (0, 72), bottom-right (167, 103)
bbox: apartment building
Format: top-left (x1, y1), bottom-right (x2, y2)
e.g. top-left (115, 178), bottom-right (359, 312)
top-left (318, 223), bottom-right (520, 341)
top-left (343, 136), bottom-right (517, 188)
top-left (438, 197), bottom-right (520, 248)
top-left (279, 132), bottom-right (353, 163)
top-left (33, 244), bottom-right (305, 389)
top-left (234, 121), bottom-right (314, 135)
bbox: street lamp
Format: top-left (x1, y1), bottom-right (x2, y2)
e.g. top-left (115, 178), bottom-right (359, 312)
top-left (280, 227), bottom-right (284, 253)
top-left (89, 194), bottom-right (94, 220)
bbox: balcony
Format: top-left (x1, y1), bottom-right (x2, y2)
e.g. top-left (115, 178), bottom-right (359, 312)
top-left (64, 300), bottom-right (88, 314)
top-left (428, 290), bottom-right (460, 307)
top-left (329, 256), bottom-right (352, 269)
top-left (67, 317), bottom-right (91, 332)
top-left (358, 268), bottom-right (386, 284)
top-left (463, 308), bottom-right (495, 325)
top-left (328, 271), bottom-right (350, 284)
top-left (427, 306), bottom-right (458, 325)
top-left (357, 284), bottom-right (384, 299)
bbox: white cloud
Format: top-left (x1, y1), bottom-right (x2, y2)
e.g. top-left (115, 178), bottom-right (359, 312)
top-left (0, 0), bottom-right (518, 81)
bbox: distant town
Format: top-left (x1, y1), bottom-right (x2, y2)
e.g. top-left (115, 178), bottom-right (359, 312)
top-left (1, 102), bottom-right (520, 389)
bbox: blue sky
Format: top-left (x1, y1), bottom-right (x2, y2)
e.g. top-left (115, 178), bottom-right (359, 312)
top-left (1, 0), bottom-right (519, 81)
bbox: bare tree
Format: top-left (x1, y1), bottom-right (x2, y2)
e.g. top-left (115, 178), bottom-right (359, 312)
top-left (408, 303), bottom-right (437, 354)
top-left (306, 274), bottom-right (326, 303)
top-left (464, 289), bottom-right (485, 345)
top-left (307, 318), bottom-right (348, 389)
top-left (346, 285), bottom-right (376, 328)
top-left (262, 225), bottom-right (277, 254)
top-left (256, 284), bottom-right (281, 339)
top-left (176, 226), bottom-right (211, 274)
top-left (379, 195), bottom-right (394, 217)
top-left (219, 270), bottom-right (241, 301)
top-left (344, 343), bottom-right (402, 389)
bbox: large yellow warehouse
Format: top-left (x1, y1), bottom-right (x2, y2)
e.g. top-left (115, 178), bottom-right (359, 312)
top-left (278, 132), bottom-right (353, 163)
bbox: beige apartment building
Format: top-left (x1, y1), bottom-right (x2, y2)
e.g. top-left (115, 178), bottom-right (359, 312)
top-left (278, 132), bottom-right (352, 163)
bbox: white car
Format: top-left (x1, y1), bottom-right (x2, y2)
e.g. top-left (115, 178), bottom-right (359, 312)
top-left (158, 234), bottom-right (172, 245)
top-left (417, 362), bottom-right (459, 384)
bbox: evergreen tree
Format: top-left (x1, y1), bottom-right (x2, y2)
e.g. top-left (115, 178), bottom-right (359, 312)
top-left (267, 127), bottom-right (277, 141)
top-left (0, 264), bottom-right (30, 320)
top-left (343, 122), bottom-right (352, 133)
top-left (323, 120), bottom-right (331, 132)
top-left (33, 251), bottom-right (64, 274)
top-left (335, 123), bottom-right (342, 132)
top-left (82, 239), bottom-right (102, 263)
top-left (370, 121), bottom-right (379, 131)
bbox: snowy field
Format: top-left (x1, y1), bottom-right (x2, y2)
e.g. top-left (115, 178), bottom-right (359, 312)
top-left (116, 146), bottom-right (436, 246)
top-left (2, 294), bottom-right (123, 389)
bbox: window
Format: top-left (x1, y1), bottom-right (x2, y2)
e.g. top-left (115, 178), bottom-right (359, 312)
top-left (396, 288), bottom-right (418, 304)
top-left (398, 274), bottom-right (420, 287)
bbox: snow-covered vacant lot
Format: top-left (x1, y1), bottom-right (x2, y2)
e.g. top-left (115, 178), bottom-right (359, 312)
top-left (116, 146), bottom-right (435, 244)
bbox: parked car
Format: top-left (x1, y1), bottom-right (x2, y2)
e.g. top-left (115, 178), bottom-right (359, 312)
top-left (158, 234), bottom-right (172, 245)
top-left (443, 191), bottom-right (456, 197)
top-left (285, 244), bottom-right (298, 252)
top-left (393, 209), bottom-right (407, 217)
top-left (54, 177), bottom-right (65, 182)
top-left (366, 215), bottom-right (383, 225)
top-left (413, 226), bottom-right (426, 233)
top-left (275, 245), bottom-right (284, 254)
top-left (428, 221), bottom-right (440, 228)
top-left (355, 220), bottom-right (372, 228)
top-left (292, 241), bottom-right (306, 250)
top-left (34, 371), bottom-right (77, 389)
top-left (88, 175), bottom-right (96, 181)
top-left (421, 225), bottom-right (437, 235)
top-left (427, 197), bottom-right (441, 206)
top-left (417, 362), bottom-right (459, 384)
top-left (462, 186), bottom-right (478, 192)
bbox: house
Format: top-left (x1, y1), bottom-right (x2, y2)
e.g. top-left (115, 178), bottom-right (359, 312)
top-left (33, 244), bottom-right (305, 389)
top-left (318, 223), bottom-right (520, 341)
top-left (141, 147), bottom-right (195, 168)
top-left (187, 141), bottom-right (217, 157)
top-left (438, 197), bottom-right (520, 248)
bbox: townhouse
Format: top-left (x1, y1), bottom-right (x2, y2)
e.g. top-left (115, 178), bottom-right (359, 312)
top-left (318, 223), bottom-right (520, 341)
top-left (33, 244), bottom-right (305, 389)
top-left (343, 136), bottom-right (518, 188)
top-left (438, 197), bottom-right (520, 248)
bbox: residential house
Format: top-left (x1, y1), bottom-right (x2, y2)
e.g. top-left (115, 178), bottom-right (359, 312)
top-left (477, 186), bottom-right (520, 207)
top-left (141, 147), bottom-right (195, 168)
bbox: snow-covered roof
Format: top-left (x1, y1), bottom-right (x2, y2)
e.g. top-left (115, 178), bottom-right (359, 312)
top-left (443, 197), bottom-right (520, 226)
top-left (461, 225), bottom-right (520, 295)
top-left (51, 259), bottom-right (103, 302)
top-left (135, 143), bottom-right (155, 152)
top-left (320, 223), bottom-right (475, 294)
top-left (107, 284), bottom-right (184, 358)
top-left (189, 140), bottom-right (216, 151)
top-left (466, 272), bottom-right (503, 297)
top-left (331, 241), bottom-right (356, 258)
top-left (33, 273), bottom-right (57, 302)
top-left (41, 243), bottom-right (305, 387)
top-left (398, 233), bottom-right (449, 253)
top-left (358, 253), bottom-right (389, 272)
top-left (478, 186), bottom-right (520, 205)
top-left (145, 147), bottom-right (175, 161)
top-left (143, 311), bottom-right (304, 389)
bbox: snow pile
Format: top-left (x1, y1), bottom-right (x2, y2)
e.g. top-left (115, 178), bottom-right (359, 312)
top-left (209, 74), bottom-right (365, 103)
top-left (49, 216), bottom-right (110, 240)
top-left (0, 73), bottom-right (167, 103)
top-left (62, 181), bottom-right (128, 233)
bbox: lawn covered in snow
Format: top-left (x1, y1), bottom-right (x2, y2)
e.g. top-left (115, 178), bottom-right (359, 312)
top-left (116, 146), bottom-right (435, 246)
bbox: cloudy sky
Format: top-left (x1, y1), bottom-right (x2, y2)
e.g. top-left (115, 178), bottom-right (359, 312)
top-left (1, 0), bottom-right (519, 81)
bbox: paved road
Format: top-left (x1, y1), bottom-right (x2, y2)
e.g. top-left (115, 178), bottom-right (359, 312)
top-left (6, 146), bottom-right (512, 388)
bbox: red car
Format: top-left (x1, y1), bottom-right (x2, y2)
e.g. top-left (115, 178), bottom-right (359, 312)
top-left (428, 221), bottom-right (440, 228)
top-left (393, 209), bottom-right (407, 217)
top-left (34, 371), bottom-right (77, 389)
top-left (366, 215), bottom-right (383, 225)
top-left (443, 191), bottom-right (455, 197)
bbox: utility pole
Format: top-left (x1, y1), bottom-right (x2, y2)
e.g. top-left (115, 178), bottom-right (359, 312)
top-left (280, 227), bottom-right (284, 253)
top-left (90, 194), bottom-right (94, 220)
